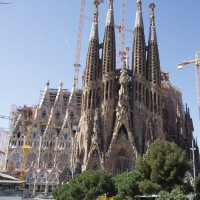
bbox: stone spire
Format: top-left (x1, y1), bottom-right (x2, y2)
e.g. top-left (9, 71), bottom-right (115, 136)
top-left (85, 0), bottom-right (99, 85)
top-left (89, 1), bottom-right (99, 41)
top-left (148, 3), bottom-right (157, 43)
top-left (106, 0), bottom-right (114, 26)
top-left (132, 0), bottom-right (146, 78)
top-left (102, 0), bottom-right (116, 76)
top-left (135, 0), bottom-right (143, 28)
top-left (146, 3), bottom-right (161, 86)
top-left (100, 0), bottom-right (116, 155)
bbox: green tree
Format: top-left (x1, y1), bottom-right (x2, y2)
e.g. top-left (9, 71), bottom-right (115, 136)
top-left (53, 170), bottom-right (116, 200)
top-left (156, 188), bottom-right (187, 200)
top-left (136, 140), bottom-right (191, 193)
top-left (113, 170), bottom-right (144, 199)
top-left (170, 188), bottom-right (187, 200)
top-left (156, 190), bottom-right (170, 200)
top-left (195, 173), bottom-right (200, 192)
top-left (139, 180), bottom-right (161, 195)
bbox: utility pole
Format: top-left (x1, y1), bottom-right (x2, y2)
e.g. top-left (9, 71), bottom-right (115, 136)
top-left (190, 139), bottom-right (196, 179)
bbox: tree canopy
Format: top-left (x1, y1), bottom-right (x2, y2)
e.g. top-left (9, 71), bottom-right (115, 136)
top-left (136, 139), bottom-right (191, 193)
top-left (53, 170), bottom-right (116, 200)
top-left (53, 140), bottom-right (192, 199)
top-left (113, 170), bottom-right (144, 199)
top-left (156, 188), bottom-right (187, 200)
top-left (195, 173), bottom-right (200, 193)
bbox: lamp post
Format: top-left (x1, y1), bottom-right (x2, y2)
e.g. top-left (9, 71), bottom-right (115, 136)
top-left (190, 139), bottom-right (196, 179)
top-left (71, 125), bottom-right (77, 179)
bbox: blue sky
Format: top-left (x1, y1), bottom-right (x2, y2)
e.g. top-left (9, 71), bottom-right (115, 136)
top-left (0, 0), bottom-right (200, 145)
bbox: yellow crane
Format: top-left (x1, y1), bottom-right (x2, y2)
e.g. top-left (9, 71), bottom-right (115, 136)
top-left (178, 51), bottom-right (200, 118)
top-left (19, 108), bottom-right (32, 186)
top-left (20, 125), bottom-right (31, 183)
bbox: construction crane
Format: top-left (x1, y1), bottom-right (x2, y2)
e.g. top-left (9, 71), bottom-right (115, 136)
top-left (178, 51), bottom-right (200, 117)
top-left (20, 125), bottom-right (31, 184)
top-left (19, 108), bottom-right (32, 186)
top-left (73, 0), bottom-right (86, 90)
top-left (0, 115), bottom-right (13, 132)
top-left (117, 0), bottom-right (126, 69)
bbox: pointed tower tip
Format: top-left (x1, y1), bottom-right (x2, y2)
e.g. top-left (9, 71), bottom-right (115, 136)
top-left (106, 0), bottom-right (114, 25)
top-left (109, 0), bottom-right (113, 10)
top-left (89, 0), bottom-right (99, 41)
top-left (46, 80), bottom-right (50, 87)
top-left (149, 3), bottom-right (156, 22)
top-left (93, 0), bottom-right (99, 23)
top-left (148, 2), bottom-right (157, 43)
top-left (149, 2), bottom-right (156, 9)
top-left (137, 0), bottom-right (142, 7)
top-left (135, 0), bottom-right (143, 28)
top-left (59, 80), bottom-right (63, 87)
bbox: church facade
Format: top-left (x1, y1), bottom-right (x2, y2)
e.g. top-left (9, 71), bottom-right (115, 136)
top-left (75, 0), bottom-right (199, 175)
top-left (5, 82), bottom-right (82, 195)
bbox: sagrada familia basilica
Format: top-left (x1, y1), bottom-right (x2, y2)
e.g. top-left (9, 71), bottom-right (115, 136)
top-left (2, 0), bottom-right (199, 197)
top-left (75, 0), bottom-right (199, 174)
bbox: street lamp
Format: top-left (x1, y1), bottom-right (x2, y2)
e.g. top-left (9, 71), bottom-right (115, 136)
top-left (190, 139), bottom-right (196, 179)
top-left (71, 125), bottom-right (77, 179)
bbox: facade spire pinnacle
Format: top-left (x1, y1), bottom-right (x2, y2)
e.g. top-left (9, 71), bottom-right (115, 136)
top-left (106, 0), bottom-right (114, 25)
top-left (46, 80), bottom-right (50, 87)
top-left (135, 0), bottom-right (143, 27)
top-left (148, 2), bottom-right (157, 43)
top-left (149, 3), bottom-right (155, 25)
top-left (132, 0), bottom-right (146, 77)
top-left (89, 0), bottom-right (99, 41)
top-left (109, 0), bottom-right (113, 10)
top-left (137, 0), bottom-right (142, 11)
top-left (93, 0), bottom-right (99, 23)
top-left (147, 2), bottom-right (161, 86)
top-left (59, 80), bottom-right (63, 87)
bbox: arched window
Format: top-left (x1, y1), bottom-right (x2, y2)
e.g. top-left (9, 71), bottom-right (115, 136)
top-left (118, 125), bottom-right (128, 140)
top-left (115, 149), bottom-right (129, 174)
top-left (55, 111), bottom-right (60, 119)
top-left (42, 110), bottom-right (47, 118)
top-left (92, 163), bottom-right (98, 170)
top-left (92, 150), bottom-right (99, 159)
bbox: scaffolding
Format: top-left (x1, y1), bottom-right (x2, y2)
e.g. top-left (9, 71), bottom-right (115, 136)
top-left (0, 127), bottom-right (9, 171)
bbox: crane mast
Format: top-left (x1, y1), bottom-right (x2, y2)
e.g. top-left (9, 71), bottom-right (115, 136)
top-left (117, 0), bottom-right (126, 68)
top-left (116, 0), bottom-right (132, 69)
top-left (19, 108), bottom-right (32, 186)
top-left (178, 51), bottom-right (200, 118)
top-left (73, 0), bottom-right (85, 90)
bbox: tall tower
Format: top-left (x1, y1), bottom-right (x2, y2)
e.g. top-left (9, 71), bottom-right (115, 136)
top-left (146, 3), bottom-right (163, 142)
top-left (146, 3), bottom-right (161, 87)
top-left (101, 0), bottom-right (116, 154)
top-left (132, 0), bottom-right (146, 78)
top-left (132, 0), bottom-right (147, 154)
top-left (76, 0), bottom-right (101, 171)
